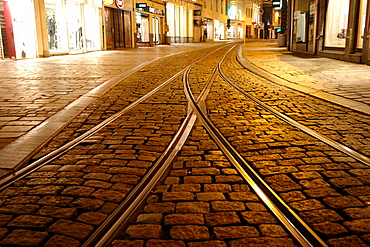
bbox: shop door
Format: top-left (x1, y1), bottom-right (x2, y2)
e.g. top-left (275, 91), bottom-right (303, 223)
top-left (307, 0), bottom-right (317, 53)
top-left (105, 8), bottom-right (114, 49)
top-left (105, 8), bottom-right (131, 49)
top-left (292, 0), bottom-right (310, 51)
top-left (45, 0), bottom-right (69, 54)
top-left (113, 9), bottom-right (124, 48)
top-left (153, 16), bottom-right (160, 44)
top-left (123, 11), bottom-right (132, 48)
top-left (136, 13), bottom-right (149, 43)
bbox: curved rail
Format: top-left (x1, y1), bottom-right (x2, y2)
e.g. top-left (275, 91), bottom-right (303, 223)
top-left (232, 45), bottom-right (370, 167)
top-left (184, 45), bottom-right (327, 247)
top-left (82, 43), bottom-right (235, 246)
top-left (0, 43), bottom-right (235, 191)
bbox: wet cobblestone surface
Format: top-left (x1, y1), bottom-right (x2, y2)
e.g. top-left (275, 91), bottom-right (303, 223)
top-left (0, 41), bottom-right (370, 246)
top-left (0, 47), bottom-right (219, 246)
top-left (0, 44), bottom-right (219, 153)
top-left (113, 124), bottom-right (298, 247)
top-left (228, 48), bottom-right (370, 156)
top-left (206, 50), bottom-right (370, 245)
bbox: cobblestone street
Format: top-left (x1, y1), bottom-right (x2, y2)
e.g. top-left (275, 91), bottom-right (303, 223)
top-left (0, 40), bottom-right (370, 246)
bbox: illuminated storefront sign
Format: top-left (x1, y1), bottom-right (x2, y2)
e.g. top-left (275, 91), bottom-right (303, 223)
top-left (104, 0), bottom-right (114, 4)
top-left (273, 0), bottom-right (282, 9)
top-left (116, 0), bottom-right (124, 8)
top-left (136, 4), bottom-right (164, 15)
top-left (227, 6), bottom-right (236, 20)
top-left (136, 3), bottom-right (147, 8)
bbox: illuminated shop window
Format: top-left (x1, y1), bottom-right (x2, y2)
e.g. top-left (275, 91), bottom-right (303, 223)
top-left (357, 0), bottom-right (367, 48)
top-left (45, 0), bottom-right (69, 53)
top-left (324, 0), bottom-right (349, 47)
top-left (8, 0), bottom-right (38, 58)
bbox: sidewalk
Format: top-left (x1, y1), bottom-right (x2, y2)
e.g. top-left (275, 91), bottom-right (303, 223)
top-left (0, 43), bottom-right (224, 177)
top-left (241, 40), bottom-right (370, 115)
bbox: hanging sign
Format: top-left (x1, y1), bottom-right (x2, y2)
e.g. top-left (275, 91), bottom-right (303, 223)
top-left (115, 0), bottom-right (124, 8)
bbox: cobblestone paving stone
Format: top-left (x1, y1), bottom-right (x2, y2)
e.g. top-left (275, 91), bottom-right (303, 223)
top-left (0, 44), bottom-right (219, 150)
top-left (242, 41), bottom-right (370, 105)
top-left (1, 42), bottom-right (370, 246)
top-left (226, 48), bottom-right (370, 156)
top-left (112, 123), bottom-right (298, 247)
top-left (206, 59), bottom-right (370, 245)
top-left (111, 47), bottom-right (299, 246)
top-left (0, 46), bottom-right (223, 246)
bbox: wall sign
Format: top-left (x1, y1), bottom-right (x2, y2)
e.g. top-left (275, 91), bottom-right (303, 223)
top-left (103, 0), bottom-right (114, 5)
top-left (115, 0), bottom-right (124, 8)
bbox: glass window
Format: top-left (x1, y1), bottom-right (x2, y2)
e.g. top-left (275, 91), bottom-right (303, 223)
top-left (124, 11), bottom-right (132, 48)
top-left (45, 0), bottom-right (69, 54)
top-left (357, 0), bottom-right (367, 48)
top-left (136, 13), bottom-right (149, 42)
top-left (8, 0), bottom-right (38, 58)
top-left (324, 0), bottom-right (350, 47)
top-left (84, 6), bottom-right (101, 51)
top-left (66, 2), bottom-right (84, 53)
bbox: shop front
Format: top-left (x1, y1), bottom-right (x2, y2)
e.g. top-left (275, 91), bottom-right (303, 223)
top-left (1, 0), bottom-right (38, 59)
top-left (44, 0), bottom-right (102, 55)
top-left (204, 18), bottom-right (213, 40)
top-left (104, 7), bottom-right (132, 49)
top-left (214, 19), bottom-right (224, 40)
top-left (289, 0), bottom-right (370, 65)
top-left (166, 1), bottom-right (193, 43)
top-left (136, 12), bottom-right (150, 44)
top-left (290, 0), bottom-right (317, 52)
top-left (227, 21), bottom-right (243, 39)
top-left (136, 2), bottom-right (165, 46)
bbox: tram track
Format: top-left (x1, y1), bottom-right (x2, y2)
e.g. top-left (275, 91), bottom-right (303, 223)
top-left (0, 43), bottom-right (238, 246)
top-left (206, 45), bottom-right (370, 245)
top-left (234, 45), bottom-right (370, 158)
top-left (222, 46), bottom-right (370, 167)
top-left (0, 42), bottom-right (369, 247)
top-left (108, 45), bottom-right (327, 246)
top-left (183, 46), bottom-right (326, 246)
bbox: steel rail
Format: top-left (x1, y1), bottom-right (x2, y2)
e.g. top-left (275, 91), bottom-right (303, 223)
top-left (233, 45), bottom-right (370, 167)
top-left (83, 44), bottom-right (235, 246)
top-left (184, 45), bottom-right (327, 247)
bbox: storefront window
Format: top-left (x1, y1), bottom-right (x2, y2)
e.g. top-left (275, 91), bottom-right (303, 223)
top-left (227, 25), bottom-right (235, 38)
top-left (67, 1), bottom-right (84, 53)
top-left (136, 13), bottom-right (149, 42)
top-left (357, 0), bottom-right (367, 48)
top-left (84, 6), bottom-right (101, 51)
top-left (214, 20), bottom-right (224, 40)
top-left (8, 0), bottom-right (38, 58)
top-left (324, 0), bottom-right (349, 47)
top-left (204, 18), bottom-right (212, 39)
top-left (152, 16), bottom-right (160, 44)
top-left (238, 25), bottom-right (243, 39)
top-left (45, 0), bottom-right (69, 54)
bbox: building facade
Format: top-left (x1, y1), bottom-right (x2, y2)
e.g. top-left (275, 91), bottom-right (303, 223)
top-left (0, 0), bottom-right (103, 59)
top-left (288, 0), bottom-right (370, 65)
top-left (0, 0), bottom-right (262, 59)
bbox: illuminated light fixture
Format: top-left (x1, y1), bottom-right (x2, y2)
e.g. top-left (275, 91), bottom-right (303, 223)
top-left (104, 0), bottom-right (114, 4)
